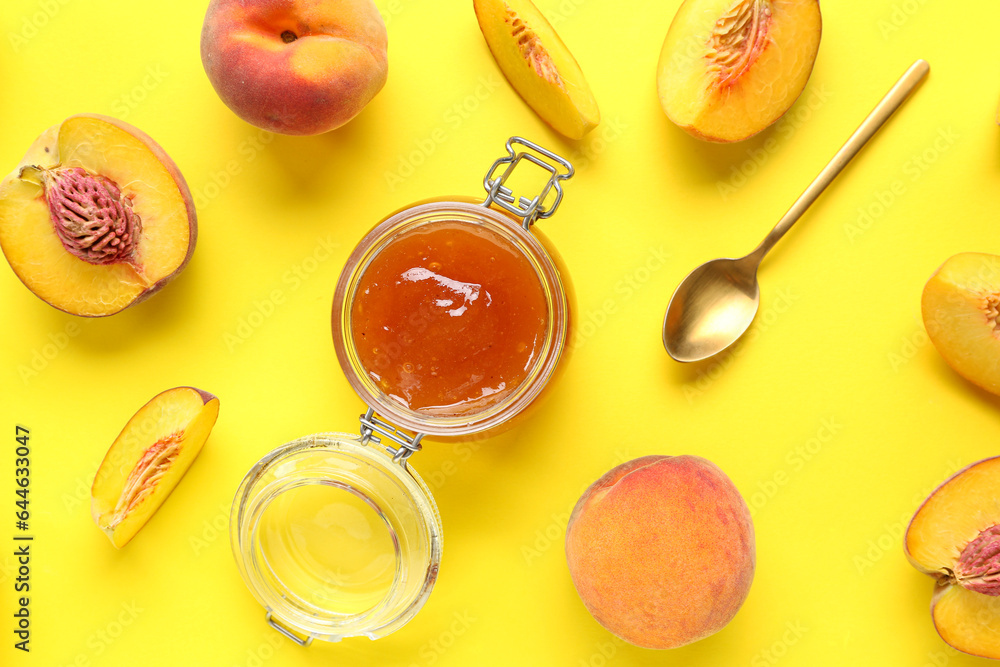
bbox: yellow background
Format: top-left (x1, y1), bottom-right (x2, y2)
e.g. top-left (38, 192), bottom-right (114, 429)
top-left (1, 0), bottom-right (998, 664)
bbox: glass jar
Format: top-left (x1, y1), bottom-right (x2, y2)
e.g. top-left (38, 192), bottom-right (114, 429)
top-left (332, 199), bottom-right (571, 437)
top-left (230, 137), bottom-right (575, 645)
top-left (230, 433), bottom-right (441, 644)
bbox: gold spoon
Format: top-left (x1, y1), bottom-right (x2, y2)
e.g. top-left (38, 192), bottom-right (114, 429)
top-left (662, 59), bottom-right (930, 363)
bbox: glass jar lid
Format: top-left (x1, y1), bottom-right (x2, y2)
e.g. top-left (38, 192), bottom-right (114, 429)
top-left (230, 432), bottom-right (442, 643)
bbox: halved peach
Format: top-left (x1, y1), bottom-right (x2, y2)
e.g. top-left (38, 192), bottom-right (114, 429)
top-left (657, 0), bottom-right (822, 142)
top-left (92, 387), bottom-right (219, 548)
top-left (474, 0), bottom-right (600, 140)
top-left (922, 253), bottom-right (1000, 395)
top-left (906, 457), bottom-right (1000, 658)
top-left (0, 114), bottom-right (196, 316)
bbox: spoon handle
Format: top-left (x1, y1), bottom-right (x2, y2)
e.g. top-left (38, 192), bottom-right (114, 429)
top-left (750, 59), bottom-right (930, 261)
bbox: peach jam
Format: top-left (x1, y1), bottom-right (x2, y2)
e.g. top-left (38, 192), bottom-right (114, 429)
top-left (350, 220), bottom-right (548, 415)
top-left (332, 199), bottom-right (570, 437)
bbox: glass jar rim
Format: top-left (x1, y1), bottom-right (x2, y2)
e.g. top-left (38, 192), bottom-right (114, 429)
top-left (332, 200), bottom-right (569, 437)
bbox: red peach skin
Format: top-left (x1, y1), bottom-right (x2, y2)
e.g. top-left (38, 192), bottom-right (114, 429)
top-left (201, 0), bottom-right (388, 135)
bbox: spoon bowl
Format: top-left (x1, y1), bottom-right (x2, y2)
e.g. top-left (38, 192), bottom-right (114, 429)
top-left (662, 59), bottom-right (930, 363)
top-left (663, 256), bottom-right (760, 362)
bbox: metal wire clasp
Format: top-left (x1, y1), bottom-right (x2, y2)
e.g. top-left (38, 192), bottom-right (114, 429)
top-left (266, 612), bottom-right (313, 647)
top-left (359, 408), bottom-right (424, 466)
top-left (482, 136), bottom-right (574, 230)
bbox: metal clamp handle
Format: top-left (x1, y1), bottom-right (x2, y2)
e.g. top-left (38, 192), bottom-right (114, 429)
top-left (359, 408), bottom-right (424, 466)
top-left (482, 136), bottom-right (574, 229)
top-left (266, 612), bottom-right (313, 647)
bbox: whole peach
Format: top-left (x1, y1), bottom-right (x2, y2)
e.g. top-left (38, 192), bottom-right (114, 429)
top-left (565, 455), bottom-right (755, 649)
top-left (201, 0), bottom-right (388, 135)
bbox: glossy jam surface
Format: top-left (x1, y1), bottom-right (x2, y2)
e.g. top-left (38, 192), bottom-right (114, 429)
top-left (351, 221), bottom-right (548, 415)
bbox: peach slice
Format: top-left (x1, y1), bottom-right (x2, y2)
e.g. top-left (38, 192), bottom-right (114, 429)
top-left (922, 253), bottom-right (1000, 395)
top-left (657, 0), bottom-right (822, 142)
top-left (0, 114), bottom-right (196, 316)
top-left (566, 455), bottom-right (755, 649)
top-left (201, 0), bottom-right (388, 135)
top-left (474, 0), bottom-right (600, 140)
top-left (906, 457), bottom-right (1000, 658)
top-left (91, 387), bottom-right (219, 548)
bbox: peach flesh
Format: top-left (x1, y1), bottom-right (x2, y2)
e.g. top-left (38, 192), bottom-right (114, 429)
top-left (565, 455), bottom-right (755, 649)
top-left (921, 253), bottom-right (1000, 396)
